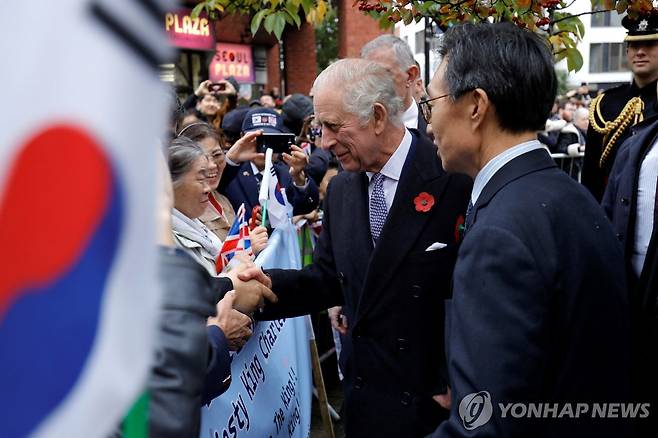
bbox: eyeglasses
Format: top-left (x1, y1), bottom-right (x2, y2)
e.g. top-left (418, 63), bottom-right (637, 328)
top-left (418, 93), bottom-right (450, 124)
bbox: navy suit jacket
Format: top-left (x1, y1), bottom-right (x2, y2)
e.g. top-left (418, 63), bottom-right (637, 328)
top-left (259, 130), bottom-right (472, 437)
top-left (603, 119), bottom-right (658, 431)
top-left (222, 161), bottom-right (319, 220)
top-left (433, 149), bottom-right (631, 438)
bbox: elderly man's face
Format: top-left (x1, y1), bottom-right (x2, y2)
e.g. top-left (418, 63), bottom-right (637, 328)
top-left (427, 61), bottom-right (478, 174)
top-left (364, 47), bottom-right (410, 102)
top-left (314, 88), bottom-right (380, 172)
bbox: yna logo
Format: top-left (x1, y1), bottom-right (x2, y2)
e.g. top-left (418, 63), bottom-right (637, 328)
top-left (459, 391), bottom-right (493, 430)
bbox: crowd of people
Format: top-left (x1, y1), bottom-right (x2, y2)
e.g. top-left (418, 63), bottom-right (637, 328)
top-left (141, 17), bottom-right (657, 438)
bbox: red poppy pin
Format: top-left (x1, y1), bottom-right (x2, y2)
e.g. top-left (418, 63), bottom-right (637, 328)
top-left (414, 192), bottom-right (435, 213)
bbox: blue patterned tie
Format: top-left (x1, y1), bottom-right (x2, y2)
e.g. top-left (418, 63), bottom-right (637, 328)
top-left (369, 172), bottom-right (388, 242)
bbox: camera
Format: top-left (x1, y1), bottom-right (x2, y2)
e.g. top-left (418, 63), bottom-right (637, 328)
top-left (210, 82), bottom-right (227, 92)
top-left (256, 133), bottom-right (296, 154)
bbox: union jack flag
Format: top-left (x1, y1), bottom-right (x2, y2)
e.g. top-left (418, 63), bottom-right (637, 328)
top-left (215, 204), bottom-right (254, 272)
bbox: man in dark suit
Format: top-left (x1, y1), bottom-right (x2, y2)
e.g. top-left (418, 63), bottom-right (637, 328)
top-left (240, 58), bottom-right (471, 437)
top-left (426, 23), bottom-right (631, 437)
top-left (603, 116), bottom-right (658, 434)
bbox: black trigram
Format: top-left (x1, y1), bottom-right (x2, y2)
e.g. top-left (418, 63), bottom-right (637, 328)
top-left (90, 0), bottom-right (176, 70)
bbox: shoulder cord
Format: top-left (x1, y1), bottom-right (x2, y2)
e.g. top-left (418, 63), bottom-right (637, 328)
top-left (588, 94), bottom-right (644, 168)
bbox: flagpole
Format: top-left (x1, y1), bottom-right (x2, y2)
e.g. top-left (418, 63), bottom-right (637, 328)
top-left (261, 200), bottom-right (268, 228)
top-left (258, 148), bottom-right (273, 229)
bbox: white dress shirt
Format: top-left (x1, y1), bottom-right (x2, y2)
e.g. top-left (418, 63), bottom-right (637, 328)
top-left (366, 129), bottom-right (413, 212)
top-left (402, 101), bottom-right (419, 130)
top-left (632, 139), bottom-right (658, 276)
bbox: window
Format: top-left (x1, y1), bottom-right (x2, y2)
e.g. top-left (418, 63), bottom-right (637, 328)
top-left (415, 30), bottom-right (425, 55)
top-left (589, 43), bottom-right (628, 73)
top-left (591, 7), bottom-right (624, 27)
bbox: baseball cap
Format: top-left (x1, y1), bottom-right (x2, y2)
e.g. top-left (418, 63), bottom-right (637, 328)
top-left (241, 108), bottom-right (287, 133)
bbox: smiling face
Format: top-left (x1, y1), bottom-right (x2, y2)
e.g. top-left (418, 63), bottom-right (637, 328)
top-left (173, 155), bottom-right (211, 219)
top-left (198, 137), bottom-right (224, 190)
top-left (313, 88), bottom-right (381, 172)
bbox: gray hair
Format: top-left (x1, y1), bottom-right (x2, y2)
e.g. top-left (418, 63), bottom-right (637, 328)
top-left (573, 107), bottom-right (589, 122)
top-left (311, 58), bottom-right (404, 126)
top-left (361, 34), bottom-right (415, 72)
top-left (168, 136), bottom-right (206, 187)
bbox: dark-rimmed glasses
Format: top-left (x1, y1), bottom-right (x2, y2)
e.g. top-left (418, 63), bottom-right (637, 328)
top-left (418, 93), bottom-right (450, 124)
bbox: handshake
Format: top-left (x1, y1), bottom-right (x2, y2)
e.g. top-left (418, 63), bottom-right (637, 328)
top-left (220, 262), bottom-right (275, 315)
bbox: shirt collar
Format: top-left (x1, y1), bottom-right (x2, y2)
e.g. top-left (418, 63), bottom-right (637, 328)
top-left (471, 139), bottom-right (545, 205)
top-left (250, 161), bottom-right (263, 176)
top-left (402, 101), bottom-right (418, 129)
top-left (366, 128), bottom-right (413, 183)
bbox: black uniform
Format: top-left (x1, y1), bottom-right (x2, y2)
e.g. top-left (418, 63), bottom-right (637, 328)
top-left (583, 79), bottom-right (658, 201)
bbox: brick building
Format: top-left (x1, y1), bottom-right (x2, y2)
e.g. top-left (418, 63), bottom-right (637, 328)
top-left (164, 0), bottom-right (388, 100)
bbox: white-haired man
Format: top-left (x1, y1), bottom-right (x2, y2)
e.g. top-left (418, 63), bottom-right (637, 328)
top-left (240, 58), bottom-right (471, 437)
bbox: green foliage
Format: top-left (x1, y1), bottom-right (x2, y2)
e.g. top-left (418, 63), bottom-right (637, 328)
top-left (354, 0), bottom-right (639, 73)
top-left (192, 0), bottom-right (330, 41)
top-left (315, 4), bottom-right (338, 71)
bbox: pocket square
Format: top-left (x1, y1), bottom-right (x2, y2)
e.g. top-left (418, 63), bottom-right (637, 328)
top-left (425, 242), bottom-right (447, 252)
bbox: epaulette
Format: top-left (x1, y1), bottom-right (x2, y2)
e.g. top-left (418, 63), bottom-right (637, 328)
top-left (589, 91), bottom-right (644, 168)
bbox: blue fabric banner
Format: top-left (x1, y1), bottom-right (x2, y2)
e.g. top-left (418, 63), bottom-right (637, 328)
top-left (200, 222), bottom-right (312, 438)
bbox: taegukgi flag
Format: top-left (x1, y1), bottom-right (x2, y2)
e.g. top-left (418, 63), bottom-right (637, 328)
top-left (0, 0), bottom-right (173, 436)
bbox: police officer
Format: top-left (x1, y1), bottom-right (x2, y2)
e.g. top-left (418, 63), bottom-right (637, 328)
top-left (584, 14), bottom-right (658, 201)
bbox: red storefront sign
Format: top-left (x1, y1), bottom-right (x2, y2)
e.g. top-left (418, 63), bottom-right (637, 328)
top-left (209, 43), bottom-right (254, 84)
top-left (164, 9), bottom-right (215, 50)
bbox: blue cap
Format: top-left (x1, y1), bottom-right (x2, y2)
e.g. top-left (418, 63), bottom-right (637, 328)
top-left (241, 108), bottom-right (287, 133)
top-left (221, 107), bottom-right (250, 136)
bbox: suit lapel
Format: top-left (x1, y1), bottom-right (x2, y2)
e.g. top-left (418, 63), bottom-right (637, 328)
top-left (356, 133), bottom-right (448, 320)
top-left (342, 171), bottom-right (373, 295)
top-left (471, 149), bottom-right (557, 227)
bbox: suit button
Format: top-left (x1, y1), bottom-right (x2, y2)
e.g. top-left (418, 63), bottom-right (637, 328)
top-left (616, 233), bottom-right (623, 241)
top-left (410, 285), bottom-right (422, 298)
top-left (355, 376), bottom-right (364, 390)
top-left (397, 338), bottom-right (408, 351)
top-left (401, 391), bottom-right (412, 406)
top-left (620, 197), bottom-right (629, 205)
top-left (337, 272), bottom-right (345, 284)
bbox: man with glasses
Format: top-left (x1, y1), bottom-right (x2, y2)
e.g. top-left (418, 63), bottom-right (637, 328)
top-left (426, 23), bottom-right (630, 438)
top-left (584, 14), bottom-right (658, 201)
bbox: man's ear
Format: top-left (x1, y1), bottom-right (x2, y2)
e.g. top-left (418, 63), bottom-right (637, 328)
top-left (406, 63), bottom-right (420, 84)
top-left (372, 103), bottom-right (389, 134)
top-left (470, 88), bottom-right (490, 129)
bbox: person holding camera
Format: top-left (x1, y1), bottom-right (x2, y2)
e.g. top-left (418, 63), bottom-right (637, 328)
top-left (182, 79), bottom-right (238, 132)
top-left (223, 107), bottom-right (319, 222)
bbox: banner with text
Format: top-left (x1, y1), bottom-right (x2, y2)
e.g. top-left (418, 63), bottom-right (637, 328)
top-left (200, 222), bottom-right (312, 438)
